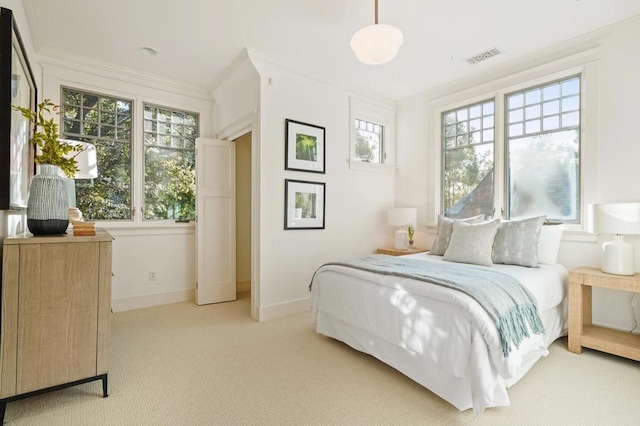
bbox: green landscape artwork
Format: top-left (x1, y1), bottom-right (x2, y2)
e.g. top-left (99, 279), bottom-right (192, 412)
top-left (295, 133), bottom-right (317, 161)
top-left (295, 191), bottom-right (317, 218)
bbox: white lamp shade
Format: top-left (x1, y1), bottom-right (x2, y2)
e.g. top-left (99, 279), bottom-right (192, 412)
top-left (588, 203), bottom-right (640, 235)
top-left (588, 202), bottom-right (640, 276)
top-left (388, 208), bottom-right (416, 227)
top-left (350, 24), bottom-right (404, 65)
top-left (60, 140), bottom-right (98, 179)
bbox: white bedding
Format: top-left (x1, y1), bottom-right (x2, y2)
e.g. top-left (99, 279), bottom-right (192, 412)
top-left (310, 252), bottom-right (568, 415)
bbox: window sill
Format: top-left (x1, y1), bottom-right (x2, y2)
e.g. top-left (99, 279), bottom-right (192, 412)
top-left (348, 159), bottom-right (396, 174)
top-left (88, 221), bottom-right (195, 237)
top-left (560, 224), bottom-right (597, 243)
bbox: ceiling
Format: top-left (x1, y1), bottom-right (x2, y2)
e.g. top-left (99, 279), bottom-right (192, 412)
top-left (23, 0), bottom-right (640, 101)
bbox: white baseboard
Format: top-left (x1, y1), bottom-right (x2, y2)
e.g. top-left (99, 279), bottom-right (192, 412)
top-left (112, 289), bottom-right (195, 312)
top-left (257, 296), bottom-right (310, 321)
top-left (237, 281), bottom-right (251, 293)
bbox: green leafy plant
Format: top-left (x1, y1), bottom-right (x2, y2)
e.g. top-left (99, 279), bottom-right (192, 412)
top-left (13, 99), bottom-right (83, 178)
top-left (407, 225), bottom-right (415, 243)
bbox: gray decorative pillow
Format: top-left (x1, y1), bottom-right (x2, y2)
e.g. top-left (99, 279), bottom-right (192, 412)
top-left (443, 219), bottom-right (500, 266)
top-left (492, 216), bottom-right (546, 267)
top-left (430, 214), bottom-right (485, 256)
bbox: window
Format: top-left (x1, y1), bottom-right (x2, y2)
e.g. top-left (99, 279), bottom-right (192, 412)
top-left (506, 77), bottom-right (580, 221)
top-left (61, 87), bottom-right (200, 223)
top-left (349, 97), bottom-right (395, 171)
top-left (441, 74), bottom-right (581, 223)
top-left (143, 104), bottom-right (198, 220)
top-left (62, 87), bottom-right (133, 220)
top-left (442, 100), bottom-right (495, 219)
top-left (354, 118), bottom-right (384, 163)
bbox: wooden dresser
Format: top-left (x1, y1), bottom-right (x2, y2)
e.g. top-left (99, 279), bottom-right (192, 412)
top-left (0, 229), bottom-right (113, 420)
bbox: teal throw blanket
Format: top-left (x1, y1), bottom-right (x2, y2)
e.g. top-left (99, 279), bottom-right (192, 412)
top-left (311, 255), bottom-right (545, 356)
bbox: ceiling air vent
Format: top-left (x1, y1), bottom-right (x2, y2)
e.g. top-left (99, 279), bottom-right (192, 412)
top-left (465, 47), bottom-right (503, 65)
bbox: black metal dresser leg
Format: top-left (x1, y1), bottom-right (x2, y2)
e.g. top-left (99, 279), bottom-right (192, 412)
top-left (102, 374), bottom-right (109, 398)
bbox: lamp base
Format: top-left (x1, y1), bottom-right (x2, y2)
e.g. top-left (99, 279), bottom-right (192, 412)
top-left (69, 207), bottom-right (83, 224)
top-left (394, 228), bottom-right (409, 250)
top-left (602, 235), bottom-right (635, 275)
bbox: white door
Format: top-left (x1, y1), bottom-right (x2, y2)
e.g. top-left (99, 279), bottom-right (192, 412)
top-left (195, 138), bottom-right (236, 305)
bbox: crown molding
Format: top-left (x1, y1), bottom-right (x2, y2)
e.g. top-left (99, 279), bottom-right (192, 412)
top-left (206, 48), bottom-right (252, 95)
top-left (37, 47), bottom-right (213, 101)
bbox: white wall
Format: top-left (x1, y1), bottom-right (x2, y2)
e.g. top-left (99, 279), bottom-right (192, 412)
top-left (211, 54), bottom-right (260, 132)
top-left (251, 59), bottom-right (394, 320)
top-left (212, 54), bottom-right (395, 320)
top-left (397, 16), bottom-right (640, 332)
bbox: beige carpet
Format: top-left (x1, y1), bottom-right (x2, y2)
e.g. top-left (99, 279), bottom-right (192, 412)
top-left (5, 293), bottom-right (640, 425)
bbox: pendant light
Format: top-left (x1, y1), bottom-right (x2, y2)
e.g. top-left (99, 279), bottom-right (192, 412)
top-left (350, 0), bottom-right (404, 65)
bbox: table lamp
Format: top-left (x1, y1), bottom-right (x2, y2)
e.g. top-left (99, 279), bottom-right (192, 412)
top-left (388, 208), bottom-right (417, 250)
top-left (588, 202), bottom-right (640, 275)
top-left (60, 140), bottom-right (98, 223)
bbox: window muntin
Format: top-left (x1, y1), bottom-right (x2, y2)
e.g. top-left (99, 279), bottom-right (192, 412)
top-left (143, 104), bottom-right (198, 220)
top-left (506, 76), bottom-right (580, 221)
top-left (441, 100), bottom-right (495, 219)
top-left (62, 87), bottom-right (133, 220)
top-left (354, 118), bottom-right (384, 163)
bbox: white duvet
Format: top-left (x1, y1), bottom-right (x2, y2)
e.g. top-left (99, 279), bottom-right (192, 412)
top-left (310, 253), bottom-right (568, 415)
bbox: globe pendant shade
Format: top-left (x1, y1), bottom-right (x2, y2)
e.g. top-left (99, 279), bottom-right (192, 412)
top-left (350, 24), bottom-right (404, 65)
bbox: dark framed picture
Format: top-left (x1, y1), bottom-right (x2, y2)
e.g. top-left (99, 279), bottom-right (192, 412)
top-left (285, 119), bottom-right (325, 174)
top-left (284, 179), bottom-right (325, 230)
top-left (0, 7), bottom-right (37, 210)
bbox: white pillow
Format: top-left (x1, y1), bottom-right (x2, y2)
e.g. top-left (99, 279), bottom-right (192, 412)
top-left (430, 214), bottom-right (485, 256)
top-left (492, 216), bottom-right (546, 267)
top-left (537, 225), bottom-right (564, 264)
top-left (443, 219), bottom-right (500, 266)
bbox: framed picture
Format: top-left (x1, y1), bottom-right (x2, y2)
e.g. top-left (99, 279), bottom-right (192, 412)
top-left (285, 119), bottom-right (325, 174)
top-left (284, 179), bottom-right (325, 230)
top-left (0, 7), bottom-right (37, 210)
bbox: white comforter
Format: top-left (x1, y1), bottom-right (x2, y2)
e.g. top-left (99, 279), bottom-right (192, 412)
top-left (310, 253), bottom-right (568, 415)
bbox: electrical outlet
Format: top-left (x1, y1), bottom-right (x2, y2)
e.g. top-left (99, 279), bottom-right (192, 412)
top-left (149, 271), bottom-right (157, 281)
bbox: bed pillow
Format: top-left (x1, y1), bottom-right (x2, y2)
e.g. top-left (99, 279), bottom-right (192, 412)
top-left (443, 219), bottom-right (500, 266)
top-left (537, 224), bottom-right (564, 264)
top-left (430, 214), bottom-right (485, 256)
top-left (492, 216), bottom-right (546, 267)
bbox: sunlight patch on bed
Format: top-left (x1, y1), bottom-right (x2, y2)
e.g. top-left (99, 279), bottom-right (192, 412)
top-left (386, 282), bottom-right (447, 358)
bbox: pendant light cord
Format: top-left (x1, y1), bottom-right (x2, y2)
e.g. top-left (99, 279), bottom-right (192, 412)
top-left (374, 0), bottom-right (379, 24)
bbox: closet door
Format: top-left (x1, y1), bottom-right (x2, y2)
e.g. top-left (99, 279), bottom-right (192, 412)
top-left (195, 138), bottom-right (236, 305)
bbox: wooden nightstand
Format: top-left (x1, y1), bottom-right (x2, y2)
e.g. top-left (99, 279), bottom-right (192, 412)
top-left (376, 247), bottom-right (428, 256)
top-left (568, 267), bottom-right (640, 361)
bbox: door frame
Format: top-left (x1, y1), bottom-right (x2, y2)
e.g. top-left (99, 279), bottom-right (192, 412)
top-left (216, 110), bottom-right (260, 320)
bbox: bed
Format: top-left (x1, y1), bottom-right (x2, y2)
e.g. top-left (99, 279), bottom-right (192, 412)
top-left (310, 217), bottom-right (568, 415)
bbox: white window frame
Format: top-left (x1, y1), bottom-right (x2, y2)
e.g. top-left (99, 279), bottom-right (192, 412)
top-left (349, 97), bottom-right (396, 173)
top-left (430, 49), bottom-right (600, 238)
top-left (142, 102), bottom-right (199, 222)
top-left (61, 86), bottom-right (135, 222)
top-left (57, 86), bottom-right (204, 230)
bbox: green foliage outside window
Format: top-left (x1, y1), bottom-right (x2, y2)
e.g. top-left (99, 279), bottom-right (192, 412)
top-left (144, 147), bottom-right (195, 220)
top-left (295, 134), bottom-right (317, 161)
top-left (63, 88), bottom-right (132, 220)
top-left (355, 131), bottom-right (375, 162)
